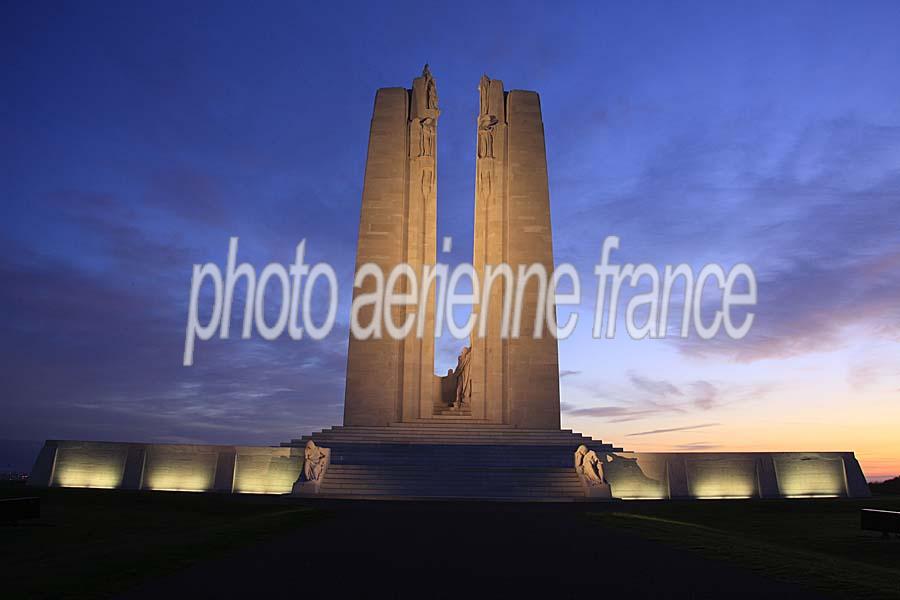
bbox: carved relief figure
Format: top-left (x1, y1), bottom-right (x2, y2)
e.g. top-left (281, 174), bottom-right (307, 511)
top-left (574, 445), bottom-right (607, 486)
top-left (583, 450), bottom-right (606, 485)
top-left (603, 453), bottom-right (659, 487)
top-left (477, 114), bottom-right (498, 159)
top-left (479, 74), bottom-right (492, 116)
top-left (421, 168), bottom-right (434, 201)
top-left (477, 165), bottom-right (492, 202)
top-left (423, 64), bottom-right (438, 110)
top-left (302, 440), bottom-right (327, 483)
top-left (453, 346), bottom-right (473, 408)
top-left (574, 444), bottom-right (589, 473)
top-left (477, 74), bottom-right (499, 160)
top-left (419, 117), bottom-right (435, 157)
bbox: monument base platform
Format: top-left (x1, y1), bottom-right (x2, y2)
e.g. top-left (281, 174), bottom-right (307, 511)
top-left (280, 423), bottom-right (621, 501)
top-left (278, 423), bottom-right (869, 501)
top-left (29, 425), bottom-right (870, 500)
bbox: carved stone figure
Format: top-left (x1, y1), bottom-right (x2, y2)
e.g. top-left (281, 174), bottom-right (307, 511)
top-left (292, 439), bottom-right (330, 496)
top-left (479, 74), bottom-right (492, 116)
top-left (477, 165), bottom-right (492, 202)
top-left (575, 445), bottom-right (607, 487)
top-left (453, 346), bottom-right (472, 408)
top-left (477, 74), bottom-right (499, 161)
top-left (477, 114), bottom-right (498, 159)
top-left (302, 440), bottom-right (327, 483)
top-left (421, 168), bottom-right (434, 201)
top-left (419, 117), bottom-right (435, 157)
top-left (583, 450), bottom-right (606, 485)
top-left (574, 444), bottom-right (589, 473)
top-left (423, 64), bottom-right (438, 110)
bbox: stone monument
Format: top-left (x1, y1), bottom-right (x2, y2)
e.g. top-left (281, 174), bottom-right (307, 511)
top-left (344, 68), bottom-right (560, 429)
top-left (29, 67), bottom-right (872, 501)
top-left (343, 64), bottom-right (440, 426)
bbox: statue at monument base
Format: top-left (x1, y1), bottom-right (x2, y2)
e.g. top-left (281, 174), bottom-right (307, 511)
top-left (574, 445), bottom-right (613, 499)
top-left (452, 346), bottom-right (472, 410)
top-left (292, 440), bottom-right (330, 495)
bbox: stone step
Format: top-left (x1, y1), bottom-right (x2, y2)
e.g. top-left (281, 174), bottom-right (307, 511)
top-left (280, 425), bottom-right (619, 501)
top-left (322, 478), bottom-right (582, 488)
top-left (311, 492), bottom-right (584, 502)
top-left (327, 462), bottom-right (579, 470)
top-left (322, 455), bottom-right (587, 467)
top-left (322, 467), bottom-right (583, 484)
top-left (331, 460), bottom-right (574, 475)
top-left (313, 425), bottom-right (594, 436)
top-left (287, 440), bottom-right (617, 449)
top-left (322, 478), bottom-right (581, 486)
top-left (332, 426), bottom-right (507, 431)
top-left (323, 454), bottom-right (584, 463)
top-left (326, 468), bottom-right (580, 478)
top-left (404, 417), bottom-right (488, 424)
top-left (389, 423), bottom-right (559, 430)
top-left (300, 436), bottom-right (607, 445)
top-left (325, 473), bottom-right (581, 480)
top-left (305, 431), bottom-right (594, 438)
top-left (317, 425), bottom-right (584, 435)
top-left (307, 432), bottom-right (598, 440)
top-left (325, 466), bottom-right (579, 474)
top-left (321, 483), bottom-right (584, 493)
top-left (313, 441), bottom-right (608, 448)
top-left (319, 488), bottom-right (584, 498)
top-left (322, 486), bottom-right (583, 493)
top-left (288, 440), bottom-right (609, 446)
top-left (323, 479), bottom-right (583, 487)
top-left (324, 464), bottom-right (582, 474)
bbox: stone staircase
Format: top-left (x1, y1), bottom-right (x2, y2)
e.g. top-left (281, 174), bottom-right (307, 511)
top-left (433, 407), bottom-right (472, 417)
top-left (281, 422), bottom-right (621, 501)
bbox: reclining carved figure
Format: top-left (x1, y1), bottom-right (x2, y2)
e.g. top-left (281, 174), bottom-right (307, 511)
top-left (574, 444), bottom-right (606, 486)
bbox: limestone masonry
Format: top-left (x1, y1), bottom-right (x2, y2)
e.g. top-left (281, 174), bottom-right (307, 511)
top-left (31, 68), bottom-right (870, 501)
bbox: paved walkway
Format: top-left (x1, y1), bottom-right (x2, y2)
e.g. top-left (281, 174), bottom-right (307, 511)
top-left (125, 500), bottom-right (827, 599)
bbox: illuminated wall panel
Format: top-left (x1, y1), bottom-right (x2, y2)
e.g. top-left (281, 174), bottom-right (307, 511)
top-left (233, 447), bottom-right (303, 494)
top-left (686, 457), bottom-right (757, 499)
top-left (143, 445), bottom-right (219, 492)
top-left (52, 441), bottom-right (129, 489)
top-left (774, 454), bottom-right (847, 497)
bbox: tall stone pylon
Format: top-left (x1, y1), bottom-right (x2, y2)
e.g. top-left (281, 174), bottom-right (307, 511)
top-left (344, 69), bottom-right (560, 430)
top-left (470, 76), bottom-right (561, 429)
top-left (343, 66), bottom-right (439, 426)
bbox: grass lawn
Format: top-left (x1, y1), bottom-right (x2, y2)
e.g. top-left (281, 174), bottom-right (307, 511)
top-left (0, 481), bottom-right (321, 598)
top-left (5, 481), bottom-right (900, 599)
top-left (590, 495), bottom-right (900, 599)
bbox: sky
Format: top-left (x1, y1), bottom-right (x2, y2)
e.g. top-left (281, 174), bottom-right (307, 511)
top-left (2, 1), bottom-right (899, 479)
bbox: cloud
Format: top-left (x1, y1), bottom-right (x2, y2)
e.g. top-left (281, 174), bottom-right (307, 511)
top-left (626, 423), bottom-right (720, 437)
top-left (688, 381), bottom-right (718, 410)
top-left (557, 116), bottom-right (900, 364)
top-left (0, 218), bottom-right (347, 445)
top-left (559, 369), bottom-right (581, 378)
top-left (565, 405), bottom-right (667, 421)
top-left (671, 442), bottom-right (721, 451)
top-left (563, 372), bottom-right (770, 422)
top-left (629, 373), bottom-right (683, 397)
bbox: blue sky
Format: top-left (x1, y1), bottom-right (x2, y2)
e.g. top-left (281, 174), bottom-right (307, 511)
top-left (2, 1), bottom-right (899, 477)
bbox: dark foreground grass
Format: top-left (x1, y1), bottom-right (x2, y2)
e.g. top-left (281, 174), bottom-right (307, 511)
top-left (590, 496), bottom-right (900, 599)
top-left (0, 481), bottom-right (321, 598)
top-left (5, 481), bottom-right (900, 599)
